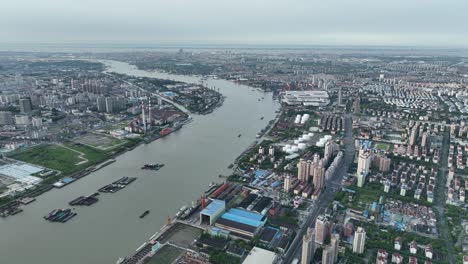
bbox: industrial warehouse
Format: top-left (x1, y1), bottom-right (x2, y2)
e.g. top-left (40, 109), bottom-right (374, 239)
top-left (214, 208), bottom-right (267, 239)
top-left (200, 199), bottom-right (267, 239)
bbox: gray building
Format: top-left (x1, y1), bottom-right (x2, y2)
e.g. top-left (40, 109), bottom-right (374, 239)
top-left (97, 97), bottom-right (106, 112)
top-left (105, 97), bottom-right (125, 113)
top-left (19, 97), bottom-right (32, 114)
top-left (0, 111), bottom-right (13, 125)
top-left (105, 97), bottom-right (115, 113)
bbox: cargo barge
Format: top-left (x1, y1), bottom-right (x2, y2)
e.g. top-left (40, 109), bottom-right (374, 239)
top-left (69, 193), bottom-right (100, 206)
top-left (98, 177), bottom-right (137, 193)
top-left (0, 201), bottom-right (22, 218)
top-left (44, 209), bottom-right (77, 223)
top-left (141, 163), bottom-right (164, 171)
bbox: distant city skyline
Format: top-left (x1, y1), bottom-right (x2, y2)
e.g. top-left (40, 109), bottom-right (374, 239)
top-left (2, 0), bottom-right (467, 48)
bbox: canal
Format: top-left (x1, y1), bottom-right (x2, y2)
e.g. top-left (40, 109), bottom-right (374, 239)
top-left (0, 60), bottom-right (280, 264)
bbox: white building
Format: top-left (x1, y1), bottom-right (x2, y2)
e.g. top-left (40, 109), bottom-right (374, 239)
top-left (242, 247), bottom-right (276, 264)
top-left (32, 117), bottom-right (43, 128)
top-left (352, 227), bottom-right (366, 254)
top-left (284, 175), bottom-right (291, 193)
top-left (357, 152), bottom-right (371, 187)
top-left (281, 91), bottom-right (330, 106)
top-left (15, 115), bottom-right (30, 126)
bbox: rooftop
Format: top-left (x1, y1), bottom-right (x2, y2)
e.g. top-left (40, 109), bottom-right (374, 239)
top-left (242, 247), bottom-right (276, 264)
top-left (0, 163), bottom-right (43, 185)
top-left (221, 208), bottom-right (265, 228)
top-left (200, 199), bottom-right (225, 216)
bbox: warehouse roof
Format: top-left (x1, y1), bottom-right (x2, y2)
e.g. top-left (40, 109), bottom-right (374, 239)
top-left (221, 208), bottom-right (265, 228)
top-left (200, 199), bottom-right (225, 216)
top-left (242, 247), bottom-right (276, 264)
top-left (0, 164), bottom-right (43, 185)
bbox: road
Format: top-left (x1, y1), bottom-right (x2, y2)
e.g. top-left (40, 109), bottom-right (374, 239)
top-left (434, 129), bottom-right (454, 264)
top-left (281, 113), bottom-right (355, 264)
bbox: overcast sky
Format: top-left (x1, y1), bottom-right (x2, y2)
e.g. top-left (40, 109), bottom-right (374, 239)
top-left (1, 0), bottom-right (467, 47)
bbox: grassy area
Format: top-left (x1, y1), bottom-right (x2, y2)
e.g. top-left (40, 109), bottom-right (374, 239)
top-left (9, 142), bottom-right (119, 175)
top-left (445, 205), bottom-right (467, 251)
top-left (374, 143), bottom-right (390, 152)
top-left (148, 245), bottom-right (184, 264)
top-left (9, 144), bottom-right (84, 175)
top-left (209, 249), bottom-right (240, 264)
top-left (65, 143), bottom-right (109, 164)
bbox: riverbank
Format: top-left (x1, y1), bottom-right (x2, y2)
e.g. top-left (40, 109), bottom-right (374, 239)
top-left (0, 56), bottom-right (230, 213)
top-left (0, 116), bottom-right (193, 216)
top-left (0, 60), bottom-right (279, 264)
top-left (0, 59), bottom-right (205, 213)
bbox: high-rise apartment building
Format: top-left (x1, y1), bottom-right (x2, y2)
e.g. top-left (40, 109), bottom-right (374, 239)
top-left (301, 227), bottom-right (316, 264)
top-left (357, 152), bottom-right (371, 187)
top-left (315, 215), bottom-right (329, 245)
top-left (353, 227), bottom-right (366, 254)
top-left (284, 175), bottom-right (291, 193)
top-left (19, 97), bottom-right (32, 114)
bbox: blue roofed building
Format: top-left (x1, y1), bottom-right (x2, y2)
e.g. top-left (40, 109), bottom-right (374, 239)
top-left (215, 208), bottom-right (267, 239)
top-left (200, 199), bottom-right (226, 225)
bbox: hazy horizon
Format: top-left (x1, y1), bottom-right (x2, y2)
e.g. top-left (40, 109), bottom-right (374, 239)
top-left (2, 0), bottom-right (468, 48)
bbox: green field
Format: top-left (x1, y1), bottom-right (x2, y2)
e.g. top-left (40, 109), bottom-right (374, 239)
top-left (374, 143), bottom-right (390, 151)
top-left (148, 245), bottom-right (184, 264)
top-left (9, 143), bottom-right (110, 175)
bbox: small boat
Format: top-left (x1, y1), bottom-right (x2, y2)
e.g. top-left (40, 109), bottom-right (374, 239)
top-left (141, 163), bottom-right (164, 170)
top-left (139, 210), bottom-right (150, 219)
top-left (260, 117), bottom-right (264, 120)
top-left (238, 134), bottom-right (242, 138)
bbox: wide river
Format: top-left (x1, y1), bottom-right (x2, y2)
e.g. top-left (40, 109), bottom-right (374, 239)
top-left (0, 60), bottom-right (279, 264)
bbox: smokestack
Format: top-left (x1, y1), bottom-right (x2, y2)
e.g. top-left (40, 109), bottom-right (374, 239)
top-left (141, 102), bottom-right (146, 133)
top-left (148, 97), bottom-right (151, 129)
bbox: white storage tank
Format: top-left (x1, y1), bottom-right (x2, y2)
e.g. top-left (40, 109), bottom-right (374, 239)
top-left (300, 114), bottom-right (310, 124)
top-left (308, 132), bottom-right (314, 137)
top-left (298, 143), bottom-right (307, 150)
top-left (294, 140), bottom-right (300, 144)
top-left (291, 146), bottom-right (299, 152)
top-left (294, 115), bottom-right (302, 124)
